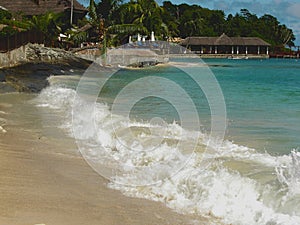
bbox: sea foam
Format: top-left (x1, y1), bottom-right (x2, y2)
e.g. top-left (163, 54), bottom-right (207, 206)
top-left (35, 84), bottom-right (300, 225)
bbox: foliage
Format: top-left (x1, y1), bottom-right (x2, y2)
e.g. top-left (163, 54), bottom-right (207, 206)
top-left (160, 2), bottom-right (295, 46)
top-left (0, 25), bottom-right (18, 36)
top-left (29, 12), bottom-right (62, 46)
top-left (0, 9), bottom-right (12, 21)
top-left (1, 0), bottom-right (294, 47)
top-left (0, 10), bottom-right (31, 37)
top-left (68, 30), bottom-right (89, 46)
top-left (107, 24), bottom-right (147, 34)
top-left (96, 0), bottom-right (123, 25)
top-left (88, 0), bottom-right (295, 47)
top-left (116, 0), bottom-right (167, 38)
top-left (1, 18), bottom-right (31, 30)
top-left (223, 10), bottom-right (295, 46)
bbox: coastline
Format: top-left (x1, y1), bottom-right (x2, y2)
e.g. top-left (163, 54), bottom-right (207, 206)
top-left (2, 54), bottom-right (299, 225)
top-left (0, 93), bottom-right (213, 225)
top-left (0, 44), bottom-right (92, 93)
top-left (0, 46), bottom-right (206, 224)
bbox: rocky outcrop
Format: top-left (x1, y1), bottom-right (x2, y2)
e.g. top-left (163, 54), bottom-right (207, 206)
top-left (25, 44), bottom-right (85, 64)
top-left (0, 44), bottom-right (92, 93)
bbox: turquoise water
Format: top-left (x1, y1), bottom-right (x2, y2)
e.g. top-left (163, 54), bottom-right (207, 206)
top-left (208, 59), bottom-right (300, 154)
top-left (35, 58), bottom-right (300, 225)
top-left (99, 58), bottom-right (300, 155)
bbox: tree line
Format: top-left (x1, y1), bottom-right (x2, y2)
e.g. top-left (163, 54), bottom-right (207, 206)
top-left (85, 0), bottom-right (295, 47)
top-left (0, 0), bottom-right (296, 48)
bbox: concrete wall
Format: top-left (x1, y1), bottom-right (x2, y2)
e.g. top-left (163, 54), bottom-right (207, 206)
top-left (0, 46), bottom-right (27, 68)
top-left (76, 48), bottom-right (169, 66)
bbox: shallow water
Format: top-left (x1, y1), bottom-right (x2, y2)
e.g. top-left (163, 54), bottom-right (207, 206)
top-left (8, 58), bottom-right (300, 225)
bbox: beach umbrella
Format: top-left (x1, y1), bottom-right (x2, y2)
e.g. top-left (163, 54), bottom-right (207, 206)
top-left (137, 33), bottom-right (141, 42)
top-left (129, 35), bottom-right (132, 43)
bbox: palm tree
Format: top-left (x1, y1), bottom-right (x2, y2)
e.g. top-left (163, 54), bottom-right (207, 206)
top-left (86, 0), bottom-right (148, 48)
top-left (29, 12), bottom-right (62, 46)
top-left (118, 0), bottom-right (168, 39)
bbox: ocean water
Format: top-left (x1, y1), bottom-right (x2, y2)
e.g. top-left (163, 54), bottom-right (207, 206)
top-left (33, 58), bottom-right (300, 225)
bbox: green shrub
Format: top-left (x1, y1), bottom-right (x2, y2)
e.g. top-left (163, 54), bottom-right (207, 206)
top-left (0, 25), bottom-right (18, 36)
top-left (0, 9), bottom-right (12, 21)
top-left (2, 19), bottom-right (31, 30)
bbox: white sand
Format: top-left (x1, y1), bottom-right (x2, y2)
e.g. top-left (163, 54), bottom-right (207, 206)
top-left (0, 95), bottom-right (210, 225)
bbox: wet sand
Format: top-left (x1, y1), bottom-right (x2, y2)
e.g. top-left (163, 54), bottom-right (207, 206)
top-left (0, 94), bottom-right (211, 225)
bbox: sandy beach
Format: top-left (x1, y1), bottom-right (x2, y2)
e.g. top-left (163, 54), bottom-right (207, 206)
top-left (0, 45), bottom-right (208, 225)
top-left (0, 93), bottom-right (210, 225)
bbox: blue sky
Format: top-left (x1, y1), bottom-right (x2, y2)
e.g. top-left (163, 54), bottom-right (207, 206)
top-left (79, 0), bottom-right (300, 45)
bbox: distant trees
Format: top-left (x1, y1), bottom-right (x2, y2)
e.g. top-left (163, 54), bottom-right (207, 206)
top-left (224, 10), bottom-right (295, 46)
top-left (114, 0), bottom-right (167, 39)
top-left (0, 0), bottom-right (295, 48)
top-left (88, 0), bottom-right (295, 47)
top-left (161, 2), bottom-right (295, 47)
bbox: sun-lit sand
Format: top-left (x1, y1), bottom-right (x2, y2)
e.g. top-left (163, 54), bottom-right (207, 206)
top-left (0, 95), bottom-right (210, 225)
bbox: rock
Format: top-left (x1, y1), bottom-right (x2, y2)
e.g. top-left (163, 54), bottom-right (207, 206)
top-left (0, 82), bottom-right (16, 93)
top-left (25, 43), bottom-right (83, 64)
top-left (0, 44), bottom-right (92, 93)
top-left (0, 71), bottom-right (5, 82)
top-left (1, 60), bottom-right (91, 93)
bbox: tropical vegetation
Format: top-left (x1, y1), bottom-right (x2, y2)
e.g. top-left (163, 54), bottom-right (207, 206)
top-left (0, 8), bottom-right (63, 46)
top-left (0, 0), bottom-right (296, 49)
top-left (82, 0), bottom-right (295, 48)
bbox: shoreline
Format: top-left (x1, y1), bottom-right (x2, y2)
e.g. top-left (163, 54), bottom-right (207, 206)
top-left (0, 93), bottom-right (213, 225)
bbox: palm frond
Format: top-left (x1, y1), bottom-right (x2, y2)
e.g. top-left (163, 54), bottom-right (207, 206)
top-left (108, 24), bottom-right (147, 34)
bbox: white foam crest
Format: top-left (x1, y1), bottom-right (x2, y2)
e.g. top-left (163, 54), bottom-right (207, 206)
top-left (47, 75), bottom-right (81, 84)
top-left (110, 159), bottom-right (300, 225)
top-left (276, 150), bottom-right (300, 198)
top-left (35, 85), bottom-right (76, 110)
top-left (34, 85), bottom-right (80, 137)
top-left (213, 140), bottom-right (285, 168)
top-left (34, 84), bottom-right (300, 225)
top-left (107, 138), bottom-right (300, 224)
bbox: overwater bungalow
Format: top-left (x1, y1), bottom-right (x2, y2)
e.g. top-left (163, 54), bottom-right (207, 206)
top-left (180, 33), bottom-right (271, 57)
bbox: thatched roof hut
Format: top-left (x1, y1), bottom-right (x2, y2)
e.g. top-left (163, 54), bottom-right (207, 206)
top-left (181, 33), bottom-right (270, 47)
top-left (180, 33), bottom-right (271, 55)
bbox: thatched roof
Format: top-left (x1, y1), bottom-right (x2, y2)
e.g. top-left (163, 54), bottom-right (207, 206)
top-left (0, 0), bottom-right (87, 16)
top-left (230, 37), bottom-right (270, 46)
top-left (181, 33), bottom-right (270, 46)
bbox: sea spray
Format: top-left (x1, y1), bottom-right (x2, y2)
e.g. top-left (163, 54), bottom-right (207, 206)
top-left (35, 84), bottom-right (300, 225)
